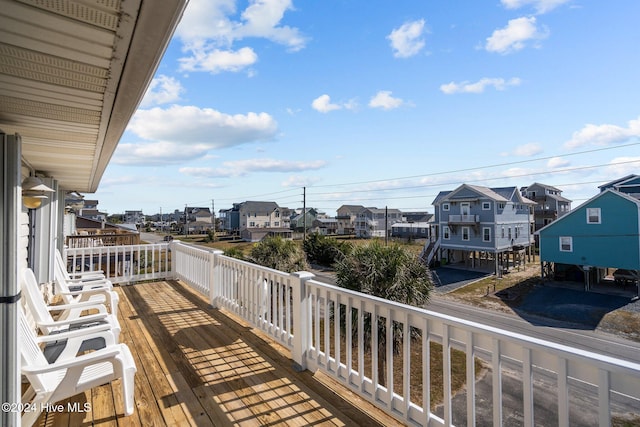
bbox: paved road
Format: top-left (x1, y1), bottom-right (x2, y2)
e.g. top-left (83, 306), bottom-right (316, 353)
top-left (427, 296), bottom-right (640, 364)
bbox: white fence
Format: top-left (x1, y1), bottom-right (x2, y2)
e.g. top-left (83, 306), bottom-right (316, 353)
top-left (65, 243), bottom-right (171, 284)
top-left (65, 241), bottom-right (640, 426)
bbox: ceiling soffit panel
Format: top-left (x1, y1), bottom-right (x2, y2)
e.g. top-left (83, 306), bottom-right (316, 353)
top-left (0, 0), bottom-right (187, 192)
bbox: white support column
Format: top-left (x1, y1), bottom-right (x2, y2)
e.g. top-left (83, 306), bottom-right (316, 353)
top-left (291, 271), bottom-right (314, 371)
top-left (1, 133), bottom-right (21, 426)
top-left (209, 249), bottom-right (223, 308)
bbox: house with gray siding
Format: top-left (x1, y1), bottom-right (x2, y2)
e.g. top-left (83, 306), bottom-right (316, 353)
top-left (520, 183), bottom-right (571, 234)
top-left (220, 201), bottom-right (292, 241)
top-left (428, 184), bottom-right (535, 273)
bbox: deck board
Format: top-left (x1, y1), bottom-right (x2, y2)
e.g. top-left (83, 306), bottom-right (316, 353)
top-left (31, 280), bottom-right (401, 426)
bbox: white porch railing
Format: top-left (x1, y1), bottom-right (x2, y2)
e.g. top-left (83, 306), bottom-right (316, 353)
top-left (65, 241), bottom-right (640, 426)
top-left (65, 243), bottom-right (171, 284)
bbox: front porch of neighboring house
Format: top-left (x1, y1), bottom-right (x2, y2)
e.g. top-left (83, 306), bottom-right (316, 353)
top-left (33, 240), bottom-right (639, 426)
top-left (541, 262), bottom-right (640, 298)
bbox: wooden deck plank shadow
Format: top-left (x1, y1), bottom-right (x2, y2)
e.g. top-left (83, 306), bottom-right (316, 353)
top-left (34, 280), bottom-right (400, 427)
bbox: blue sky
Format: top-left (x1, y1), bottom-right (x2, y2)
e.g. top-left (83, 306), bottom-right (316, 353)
top-left (95, 0), bottom-right (640, 217)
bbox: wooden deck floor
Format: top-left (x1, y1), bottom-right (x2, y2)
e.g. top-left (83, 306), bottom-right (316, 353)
top-left (34, 280), bottom-right (402, 426)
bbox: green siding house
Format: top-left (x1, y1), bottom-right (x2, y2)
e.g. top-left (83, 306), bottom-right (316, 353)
top-left (538, 189), bottom-right (640, 290)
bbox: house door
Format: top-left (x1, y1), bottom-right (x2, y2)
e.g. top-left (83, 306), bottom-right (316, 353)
top-left (461, 203), bottom-right (470, 216)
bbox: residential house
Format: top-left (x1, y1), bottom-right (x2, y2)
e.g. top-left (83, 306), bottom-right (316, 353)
top-left (537, 187), bottom-right (640, 293)
top-left (391, 221), bottom-right (431, 240)
top-left (222, 201), bottom-right (292, 242)
top-left (402, 211), bottom-right (433, 223)
top-left (520, 183), bottom-right (572, 236)
top-left (335, 205), bottom-right (365, 236)
top-left (598, 174), bottom-right (640, 197)
top-left (355, 207), bottom-right (402, 238)
top-left (312, 217), bottom-right (338, 235)
top-left (124, 210), bottom-right (145, 227)
top-left (182, 206), bottom-right (213, 234)
top-left (290, 208), bottom-right (322, 231)
top-left (429, 184), bottom-right (536, 272)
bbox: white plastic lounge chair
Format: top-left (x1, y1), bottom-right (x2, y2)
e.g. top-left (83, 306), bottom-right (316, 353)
top-left (19, 310), bottom-right (136, 427)
top-left (21, 268), bottom-right (121, 342)
top-left (55, 249), bottom-right (110, 286)
top-left (53, 263), bottom-right (119, 317)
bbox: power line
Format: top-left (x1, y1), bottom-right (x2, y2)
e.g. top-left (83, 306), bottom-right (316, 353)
top-left (310, 142), bottom-right (640, 189)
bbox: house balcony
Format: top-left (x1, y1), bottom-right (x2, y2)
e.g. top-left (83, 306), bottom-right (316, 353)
top-left (447, 214), bottom-right (480, 225)
top-left (46, 241), bottom-right (640, 426)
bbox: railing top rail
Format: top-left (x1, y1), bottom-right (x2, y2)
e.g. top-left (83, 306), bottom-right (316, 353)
top-left (305, 277), bottom-right (640, 374)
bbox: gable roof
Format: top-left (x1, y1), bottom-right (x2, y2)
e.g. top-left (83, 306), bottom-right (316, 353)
top-left (536, 189), bottom-right (640, 235)
top-left (433, 184), bottom-right (536, 206)
top-left (240, 201), bottom-right (279, 214)
top-left (598, 174), bottom-right (639, 191)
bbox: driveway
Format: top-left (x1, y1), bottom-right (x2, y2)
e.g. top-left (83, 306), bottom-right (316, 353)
top-left (432, 267), bottom-right (492, 293)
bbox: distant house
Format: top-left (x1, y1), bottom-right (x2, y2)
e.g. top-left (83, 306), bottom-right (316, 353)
top-left (537, 188), bottom-right (640, 292)
top-left (336, 205), bottom-right (365, 236)
top-left (312, 218), bottom-right (338, 235)
top-left (221, 201), bottom-right (292, 241)
top-left (391, 221), bottom-right (431, 239)
top-left (355, 207), bottom-right (402, 238)
top-left (290, 208), bottom-right (321, 231)
top-left (428, 184), bottom-right (536, 272)
top-left (124, 210), bottom-right (145, 227)
top-left (520, 183), bottom-right (572, 235)
top-left (598, 174), bottom-right (640, 197)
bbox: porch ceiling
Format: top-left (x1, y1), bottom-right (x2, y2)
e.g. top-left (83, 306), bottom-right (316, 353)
top-left (0, 0), bottom-right (187, 192)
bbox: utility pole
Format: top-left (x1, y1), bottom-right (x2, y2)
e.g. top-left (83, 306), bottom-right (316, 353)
top-left (211, 199), bottom-right (215, 242)
top-left (185, 204), bottom-right (188, 237)
top-left (303, 187), bottom-right (307, 241)
top-left (385, 206), bottom-right (388, 246)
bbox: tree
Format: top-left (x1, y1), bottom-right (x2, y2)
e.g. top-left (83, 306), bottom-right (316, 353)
top-left (334, 240), bottom-right (432, 385)
top-left (250, 236), bottom-right (308, 273)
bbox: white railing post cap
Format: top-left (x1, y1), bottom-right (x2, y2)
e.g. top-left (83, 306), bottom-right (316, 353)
top-left (292, 271), bottom-right (315, 280)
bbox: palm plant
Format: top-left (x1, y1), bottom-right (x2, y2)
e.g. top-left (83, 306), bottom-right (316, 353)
top-left (335, 240), bottom-right (432, 385)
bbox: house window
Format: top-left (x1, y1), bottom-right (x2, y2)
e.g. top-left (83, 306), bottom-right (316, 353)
top-left (462, 227), bottom-right (470, 241)
top-left (587, 208), bottom-right (601, 224)
top-left (498, 203), bottom-right (505, 209)
top-left (249, 221), bottom-right (255, 227)
top-left (501, 226), bottom-right (505, 239)
top-left (483, 227), bottom-right (491, 242)
top-left (508, 227), bottom-right (512, 239)
top-left (482, 202), bottom-right (491, 210)
top-left (443, 226), bottom-right (450, 240)
top-left (560, 236), bottom-right (573, 252)
top-left (274, 222), bottom-right (279, 227)
top-left (443, 203), bottom-right (450, 211)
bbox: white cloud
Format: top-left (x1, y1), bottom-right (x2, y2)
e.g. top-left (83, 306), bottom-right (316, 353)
top-left (128, 105), bottom-right (277, 147)
top-left (115, 105), bottom-right (278, 165)
top-left (547, 156), bottom-right (570, 168)
top-left (564, 116), bottom-right (640, 149)
top-left (311, 94), bottom-right (342, 113)
top-left (368, 91), bottom-right (404, 110)
top-left (175, 0), bottom-right (307, 73)
top-left (605, 156), bottom-right (640, 177)
top-left (513, 143), bottom-right (543, 156)
top-left (179, 47), bottom-right (258, 74)
top-left (281, 175), bottom-right (321, 187)
top-left (485, 17), bottom-right (548, 54)
top-left (140, 75), bottom-right (184, 107)
top-left (501, 0), bottom-right (571, 14)
top-left (440, 77), bottom-right (521, 94)
top-left (113, 142), bottom-right (212, 165)
top-left (180, 158), bottom-right (328, 178)
top-left (387, 19), bottom-right (426, 58)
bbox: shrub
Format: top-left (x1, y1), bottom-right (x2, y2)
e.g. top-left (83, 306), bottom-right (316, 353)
top-left (303, 233), bottom-right (352, 266)
top-left (250, 236), bottom-right (307, 272)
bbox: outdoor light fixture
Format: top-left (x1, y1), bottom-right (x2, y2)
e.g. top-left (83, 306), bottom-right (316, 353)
top-left (22, 175), bottom-right (54, 209)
